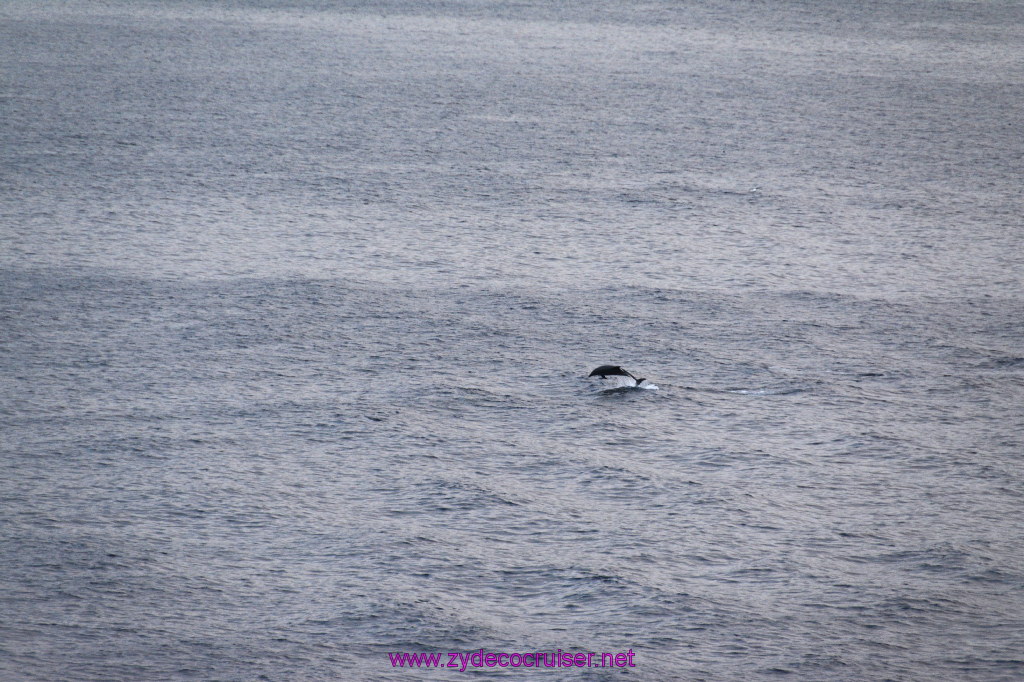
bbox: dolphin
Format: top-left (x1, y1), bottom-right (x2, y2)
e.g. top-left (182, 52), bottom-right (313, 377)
top-left (588, 365), bottom-right (646, 386)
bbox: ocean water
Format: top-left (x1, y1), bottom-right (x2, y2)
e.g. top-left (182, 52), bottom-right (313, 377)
top-left (2, 1), bottom-right (1023, 679)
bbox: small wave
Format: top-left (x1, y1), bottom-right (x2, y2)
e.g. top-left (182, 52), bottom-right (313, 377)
top-left (599, 384), bottom-right (658, 395)
top-left (726, 386), bottom-right (804, 396)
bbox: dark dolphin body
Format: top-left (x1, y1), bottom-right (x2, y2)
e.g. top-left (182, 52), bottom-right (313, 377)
top-left (588, 365), bottom-right (646, 385)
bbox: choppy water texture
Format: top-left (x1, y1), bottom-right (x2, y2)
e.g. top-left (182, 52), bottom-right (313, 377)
top-left (2, 1), bottom-right (1023, 679)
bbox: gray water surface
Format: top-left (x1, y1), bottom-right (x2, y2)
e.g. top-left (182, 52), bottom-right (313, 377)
top-left (2, 1), bottom-right (1023, 679)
